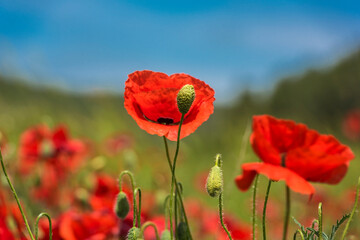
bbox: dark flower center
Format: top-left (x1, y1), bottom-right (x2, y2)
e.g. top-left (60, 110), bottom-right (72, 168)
top-left (157, 118), bottom-right (174, 125)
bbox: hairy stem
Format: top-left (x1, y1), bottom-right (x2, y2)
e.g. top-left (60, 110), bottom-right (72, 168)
top-left (262, 180), bottom-right (272, 240)
top-left (341, 177), bottom-right (360, 240)
top-left (0, 149), bottom-right (35, 240)
top-left (252, 174), bottom-right (259, 240)
top-left (282, 186), bottom-right (291, 240)
top-left (219, 193), bottom-right (233, 240)
top-left (118, 170), bottom-right (137, 227)
top-left (34, 212), bottom-right (52, 240)
top-left (141, 222), bottom-right (160, 240)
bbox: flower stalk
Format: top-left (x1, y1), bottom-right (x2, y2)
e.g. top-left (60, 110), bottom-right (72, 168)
top-left (252, 174), bottom-right (259, 240)
top-left (340, 176), bottom-right (360, 240)
top-left (0, 149), bottom-right (36, 240)
top-left (35, 212), bottom-right (52, 240)
top-left (262, 180), bottom-right (272, 240)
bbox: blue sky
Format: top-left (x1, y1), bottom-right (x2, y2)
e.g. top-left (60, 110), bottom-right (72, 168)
top-left (1, 0), bottom-right (360, 103)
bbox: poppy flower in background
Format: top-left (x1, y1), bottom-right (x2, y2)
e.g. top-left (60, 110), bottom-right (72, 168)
top-left (18, 125), bottom-right (87, 176)
top-left (235, 115), bottom-right (355, 195)
top-left (124, 70), bottom-right (215, 141)
top-left (342, 109), bottom-right (360, 141)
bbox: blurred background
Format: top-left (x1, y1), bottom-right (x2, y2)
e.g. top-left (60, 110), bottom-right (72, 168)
top-left (1, 0), bottom-right (360, 239)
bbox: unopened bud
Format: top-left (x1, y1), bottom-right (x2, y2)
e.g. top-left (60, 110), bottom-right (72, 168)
top-left (160, 230), bottom-right (171, 240)
top-left (115, 191), bottom-right (130, 219)
top-left (206, 155), bottom-right (223, 197)
top-left (176, 222), bottom-right (189, 240)
top-left (177, 84), bottom-right (195, 114)
top-left (126, 227), bottom-right (141, 240)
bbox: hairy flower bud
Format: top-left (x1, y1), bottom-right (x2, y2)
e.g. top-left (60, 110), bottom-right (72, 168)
top-left (114, 191), bottom-right (130, 219)
top-left (176, 222), bottom-right (190, 240)
top-left (177, 84), bottom-right (195, 114)
top-left (160, 230), bottom-right (171, 240)
top-left (126, 227), bottom-right (141, 240)
top-left (206, 154), bottom-right (223, 197)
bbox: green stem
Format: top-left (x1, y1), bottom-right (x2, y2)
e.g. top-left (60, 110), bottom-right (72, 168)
top-left (262, 180), bottom-right (272, 240)
top-left (141, 222), bottom-right (160, 240)
top-left (293, 230), bottom-right (305, 240)
top-left (163, 122), bottom-right (193, 240)
top-left (0, 149), bottom-right (35, 240)
top-left (135, 188), bottom-right (142, 228)
top-left (170, 114), bottom-right (185, 240)
top-left (252, 174), bottom-right (259, 240)
top-left (219, 193), bottom-right (233, 240)
top-left (282, 186), bottom-right (291, 240)
top-left (341, 177), bottom-right (360, 240)
top-left (175, 183), bottom-right (178, 232)
top-left (318, 203), bottom-right (323, 240)
top-left (34, 212), bottom-right (52, 240)
top-left (164, 195), bottom-right (170, 230)
top-left (118, 170), bottom-right (136, 227)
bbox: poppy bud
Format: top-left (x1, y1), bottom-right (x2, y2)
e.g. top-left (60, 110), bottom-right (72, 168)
top-left (176, 222), bottom-right (190, 240)
top-left (177, 84), bottom-right (195, 114)
top-left (114, 191), bottom-right (130, 219)
top-left (160, 229), bottom-right (171, 240)
top-left (206, 154), bottom-right (223, 197)
top-left (126, 227), bottom-right (141, 240)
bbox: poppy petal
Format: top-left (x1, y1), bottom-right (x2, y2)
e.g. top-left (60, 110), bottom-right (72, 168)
top-left (250, 115), bottom-right (354, 184)
top-left (235, 162), bottom-right (315, 195)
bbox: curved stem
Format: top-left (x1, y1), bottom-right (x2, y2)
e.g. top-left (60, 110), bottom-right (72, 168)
top-left (163, 118), bottom-right (193, 240)
top-left (318, 203), bottom-right (323, 240)
top-left (341, 177), bottom-right (360, 240)
top-left (34, 212), bottom-right (52, 240)
top-left (141, 222), bottom-right (160, 240)
top-left (262, 180), bottom-right (272, 240)
top-left (282, 186), bottom-right (291, 240)
top-left (135, 188), bottom-right (142, 228)
top-left (118, 170), bottom-right (136, 227)
top-left (252, 174), bottom-right (259, 240)
top-left (293, 230), bottom-right (305, 240)
top-left (0, 149), bottom-right (35, 240)
top-left (219, 193), bottom-right (233, 240)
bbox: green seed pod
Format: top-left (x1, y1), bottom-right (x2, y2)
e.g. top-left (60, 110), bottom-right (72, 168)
top-left (206, 165), bottom-right (223, 197)
top-left (160, 229), bottom-right (171, 240)
top-left (114, 191), bottom-right (130, 219)
top-left (126, 227), bottom-right (141, 240)
top-left (176, 222), bottom-right (190, 240)
top-left (177, 84), bottom-right (195, 114)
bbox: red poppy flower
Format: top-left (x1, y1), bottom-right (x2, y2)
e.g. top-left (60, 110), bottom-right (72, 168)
top-left (235, 115), bottom-right (355, 195)
top-left (124, 70), bottom-right (215, 141)
top-left (18, 125), bottom-right (87, 175)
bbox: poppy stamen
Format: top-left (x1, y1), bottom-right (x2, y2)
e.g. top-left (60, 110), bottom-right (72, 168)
top-left (157, 118), bottom-right (174, 125)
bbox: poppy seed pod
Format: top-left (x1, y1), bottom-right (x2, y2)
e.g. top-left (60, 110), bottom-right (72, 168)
top-left (160, 230), bottom-right (171, 240)
top-left (126, 227), bottom-right (141, 240)
top-left (176, 222), bottom-right (190, 240)
top-left (206, 165), bottom-right (223, 198)
top-left (114, 191), bottom-right (130, 219)
top-left (177, 84), bottom-right (195, 114)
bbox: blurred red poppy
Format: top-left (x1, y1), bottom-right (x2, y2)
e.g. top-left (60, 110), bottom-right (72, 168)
top-left (19, 125), bottom-right (87, 175)
top-left (124, 70), bottom-right (215, 141)
top-left (342, 109), bottom-right (360, 141)
top-left (235, 115), bottom-right (355, 195)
